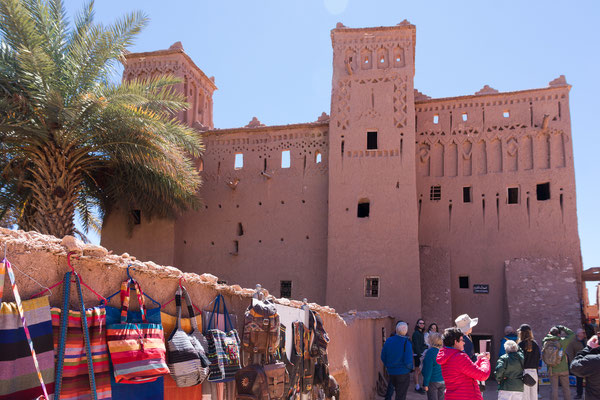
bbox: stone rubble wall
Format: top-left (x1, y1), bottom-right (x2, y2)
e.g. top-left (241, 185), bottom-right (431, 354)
top-left (0, 228), bottom-right (392, 400)
top-left (505, 257), bottom-right (581, 338)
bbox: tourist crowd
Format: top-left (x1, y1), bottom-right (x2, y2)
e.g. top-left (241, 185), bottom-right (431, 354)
top-left (381, 315), bottom-right (600, 400)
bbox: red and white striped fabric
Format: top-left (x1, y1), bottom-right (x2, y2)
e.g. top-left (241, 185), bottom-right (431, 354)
top-left (106, 279), bottom-right (169, 383)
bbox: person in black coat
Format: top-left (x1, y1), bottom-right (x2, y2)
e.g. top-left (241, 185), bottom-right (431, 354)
top-left (570, 335), bottom-right (600, 400)
top-left (517, 324), bottom-right (541, 400)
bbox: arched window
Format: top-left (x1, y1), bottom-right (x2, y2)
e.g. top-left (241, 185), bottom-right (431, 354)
top-left (315, 151), bottom-right (322, 164)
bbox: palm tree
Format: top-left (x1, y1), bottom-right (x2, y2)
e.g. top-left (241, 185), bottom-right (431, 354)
top-left (0, 0), bottom-right (203, 239)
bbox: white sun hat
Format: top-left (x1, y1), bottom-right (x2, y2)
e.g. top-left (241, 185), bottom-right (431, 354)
top-left (455, 314), bottom-right (478, 333)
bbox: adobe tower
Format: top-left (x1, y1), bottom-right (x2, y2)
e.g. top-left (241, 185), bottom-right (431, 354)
top-left (326, 22), bottom-right (421, 319)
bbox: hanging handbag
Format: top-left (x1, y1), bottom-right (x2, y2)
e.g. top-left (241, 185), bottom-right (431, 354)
top-left (166, 286), bottom-right (210, 387)
top-left (519, 357), bottom-right (537, 387)
top-left (52, 271), bottom-right (112, 399)
top-left (205, 294), bottom-right (241, 382)
top-left (0, 259), bottom-right (54, 400)
top-left (106, 278), bottom-right (169, 383)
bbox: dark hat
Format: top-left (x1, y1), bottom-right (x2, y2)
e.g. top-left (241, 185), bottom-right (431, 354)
top-left (518, 324), bottom-right (531, 332)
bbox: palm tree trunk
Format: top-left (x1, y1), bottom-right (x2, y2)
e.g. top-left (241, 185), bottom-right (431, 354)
top-left (24, 143), bottom-right (81, 238)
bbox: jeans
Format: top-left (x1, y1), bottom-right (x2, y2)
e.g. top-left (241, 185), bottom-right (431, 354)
top-left (576, 376), bottom-right (583, 396)
top-left (385, 379), bottom-right (395, 400)
top-left (389, 373), bottom-right (410, 400)
top-left (426, 381), bottom-right (445, 400)
top-left (522, 368), bottom-right (538, 400)
top-left (550, 371), bottom-right (571, 400)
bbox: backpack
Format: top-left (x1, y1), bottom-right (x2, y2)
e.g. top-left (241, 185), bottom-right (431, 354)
top-left (542, 338), bottom-right (563, 367)
top-left (235, 365), bottom-right (269, 400)
top-left (242, 299), bottom-right (280, 359)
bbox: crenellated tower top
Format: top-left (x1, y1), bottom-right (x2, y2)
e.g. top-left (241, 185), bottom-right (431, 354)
top-left (122, 42), bottom-right (217, 130)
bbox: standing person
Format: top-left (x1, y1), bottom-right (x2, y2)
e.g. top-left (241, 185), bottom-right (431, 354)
top-left (566, 329), bottom-right (586, 399)
top-left (436, 327), bottom-right (490, 400)
top-left (381, 321), bottom-right (414, 400)
top-left (499, 326), bottom-right (519, 358)
top-left (543, 325), bottom-right (575, 400)
top-left (495, 340), bottom-right (525, 400)
top-left (422, 332), bottom-right (445, 400)
top-left (455, 314), bottom-right (477, 360)
top-left (412, 319), bottom-right (427, 394)
top-left (570, 335), bottom-right (600, 400)
top-left (425, 323), bottom-right (439, 348)
top-left (517, 324), bottom-right (541, 400)
top-left (384, 321), bottom-right (407, 400)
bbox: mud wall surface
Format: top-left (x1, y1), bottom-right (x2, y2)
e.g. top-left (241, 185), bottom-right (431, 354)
top-left (505, 257), bottom-right (581, 338)
top-left (1, 228), bottom-right (391, 400)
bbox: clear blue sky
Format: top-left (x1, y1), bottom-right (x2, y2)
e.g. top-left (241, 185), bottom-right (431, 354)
top-left (69, 0), bottom-right (600, 302)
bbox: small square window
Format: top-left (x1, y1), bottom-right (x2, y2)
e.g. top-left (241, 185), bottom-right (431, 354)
top-left (234, 153), bottom-right (243, 169)
top-left (537, 182), bottom-right (550, 201)
top-left (367, 131), bottom-right (378, 150)
top-left (462, 113), bottom-right (468, 122)
top-left (433, 115), bottom-right (439, 124)
top-left (365, 277), bottom-right (379, 298)
top-left (503, 111), bottom-right (510, 118)
top-left (281, 150), bottom-right (291, 168)
top-left (430, 185), bottom-right (441, 201)
top-left (463, 186), bottom-right (472, 203)
top-left (507, 187), bottom-right (519, 204)
top-left (131, 209), bottom-right (141, 225)
top-left (459, 276), bottom-right (469, 289)
top-left (357, 200), bottom-right (370, 218)
top-left (280, 280), bottom-right (292, 299)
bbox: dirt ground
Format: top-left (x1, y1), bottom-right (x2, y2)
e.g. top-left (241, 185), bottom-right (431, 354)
top-left (380, 379), bottom-right (581, 400)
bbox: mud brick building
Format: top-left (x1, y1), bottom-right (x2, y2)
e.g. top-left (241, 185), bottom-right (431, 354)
top-left (102, 22), bottom-right (583, 352)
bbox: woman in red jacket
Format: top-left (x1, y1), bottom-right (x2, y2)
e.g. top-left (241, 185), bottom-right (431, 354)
top-left (436, 327), bottom-right (491, 400)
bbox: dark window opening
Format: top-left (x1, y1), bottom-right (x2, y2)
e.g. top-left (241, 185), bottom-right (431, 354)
top-left (131, 209), bottom-right (141, 225)
top-left (537, 182), bottom-right (550, 201)
top-left (232, 240), bottom-right (239, 254)
top-left (365, 277), bottom-right (379, 298)
top-left (463, 186), bottom-right (472, 203)
top-left (280, 280), bottom-right (292, 299)
top-left (459, 276), bottom-right (469, 289)
top-left (263, 158), bottom-right (267, 172)
top-left (217, 280), bottom-right (227, 285)
top-left (237, 223), bottom-right (244, 236)
top-left (430, 185), bottom-right (442, 201)
top-left (367, 131), bottom-right (378, 150)
top-left (357, 200), bottom-right (370, 218)
top-left (507, 187), bottom-right (519, 204)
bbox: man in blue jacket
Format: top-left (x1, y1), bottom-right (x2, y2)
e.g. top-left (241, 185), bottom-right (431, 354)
top-left (381, 321), bottom-right (414, 400)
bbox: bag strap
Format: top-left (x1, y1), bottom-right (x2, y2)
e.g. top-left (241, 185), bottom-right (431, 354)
top-left (55, 272), bottom-right (98, 400)
top-left (207, 294), bottom-right (220, 330)
top-left (175, 286), bottom-right (183, 331)
top-left (120, 278), bottom-right (146, 323)
top-left (0, 260), bottom-right (50, 400)
top-left (180, 286), bottom-right (199, 331)
top-left (221, 295), bottom-right (234, 332)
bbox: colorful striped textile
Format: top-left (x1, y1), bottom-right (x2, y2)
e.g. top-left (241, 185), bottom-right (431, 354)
top-left (106, 306), bottom-right (164, 399)
top-left (205, 295), bottom-right (241, 382)
top-left (161, 311), bottom-right (204, 399)
top-left (0, 260), bottom-right (54, 400)
top-left (106, 279), bottom-right (168, 384)
top-left (51, 297), bottom-right (111, 398)
top-left (165, 287), bottom-right (209, 388)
